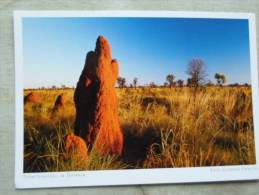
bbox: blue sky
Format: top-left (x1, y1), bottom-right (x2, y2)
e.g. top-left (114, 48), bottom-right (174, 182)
top-left (23, 17), bottom-right (251, 88)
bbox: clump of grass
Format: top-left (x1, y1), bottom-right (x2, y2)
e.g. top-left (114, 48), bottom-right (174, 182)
top-left (24, 122), bottom-right (128, 172)
top-left (56, 147), bottom-right (128, 172)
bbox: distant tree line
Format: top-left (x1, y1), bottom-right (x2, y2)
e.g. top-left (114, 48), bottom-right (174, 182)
top-left (115, 58), bottom-right (250, 89)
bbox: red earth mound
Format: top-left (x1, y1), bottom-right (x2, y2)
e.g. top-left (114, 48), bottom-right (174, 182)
top-left (61, 133), bottom-right (88, 161)
top-left (74, 36), bottom-right (123, 156)
top-left (52, 93), bottom-right (66, 112)
top-left (24, 92), bottom-right (41, 104)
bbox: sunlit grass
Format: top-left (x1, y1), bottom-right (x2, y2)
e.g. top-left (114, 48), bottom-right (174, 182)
top-left (24, 86), bottom-right (255, 172)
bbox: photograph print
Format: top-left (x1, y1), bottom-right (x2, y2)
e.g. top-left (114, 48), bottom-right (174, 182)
top-left (15, 11), bottom-right (259, 188)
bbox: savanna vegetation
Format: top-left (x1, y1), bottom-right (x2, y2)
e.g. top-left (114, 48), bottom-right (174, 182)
top-left (24, 86), bottom-right (255, 172)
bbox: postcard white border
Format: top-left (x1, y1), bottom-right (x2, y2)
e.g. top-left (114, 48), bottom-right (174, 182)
top-left (14, 11), bottom-right (259, 189)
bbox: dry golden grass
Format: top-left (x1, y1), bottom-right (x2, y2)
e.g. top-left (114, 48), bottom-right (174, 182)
top-left (24, 86), bottom-right (255, 172)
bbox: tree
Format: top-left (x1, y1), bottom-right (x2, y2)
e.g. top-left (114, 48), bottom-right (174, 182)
top-left (186, 58), bottom-right (207, 88)
top-left (166, 74), bottom-right (176, 88)
top-left (149, 82), bottom-right (157, 88)
top-left (117, 77), bottom-right (127, 88)
top-left (176, 79), bottom-right (184, 87)
top-left (214, 73), bottom-right (227, 86)
top-left (133, 78), bottom-right (138, 88)
top-left (117, 77), bottom-right (122, 88)
top-left (163, 82), bottom-right (169, 88)
top-left (206, 80), bottom-right (214, 86)
top-left (229, 83), bottom-right (239, 87)
top-left (121, 78), bottom-right (126, 88)
top-left (186, 77), bottom-right (196, 87)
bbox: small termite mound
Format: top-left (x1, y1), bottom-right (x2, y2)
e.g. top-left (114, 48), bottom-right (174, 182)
top-left (52, 93), bottom-right (66, 113)
top-left (60, 133), bottom-right (88, 162)
top-left (24, 92), bottom-right (41, 104)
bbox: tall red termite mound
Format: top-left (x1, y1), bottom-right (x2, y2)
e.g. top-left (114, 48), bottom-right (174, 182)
top-left (52, 93), bottom-right (66, 112)
top-left (74, 36), bottom-right (123, 156)
top-left (24, 92), bottom-right (41, 104)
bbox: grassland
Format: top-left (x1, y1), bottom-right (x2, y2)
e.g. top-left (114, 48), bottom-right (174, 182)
top-left (23, 86), bottom-right (255, 172)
